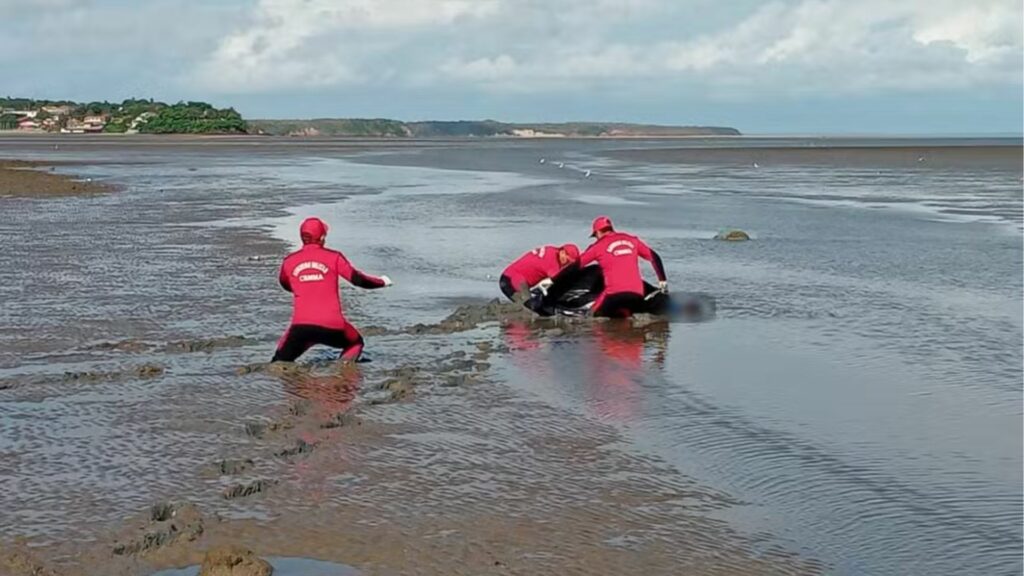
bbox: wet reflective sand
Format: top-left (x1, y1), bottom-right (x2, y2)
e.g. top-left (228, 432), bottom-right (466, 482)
top-left (0, 135), bottom-right (1019, 575)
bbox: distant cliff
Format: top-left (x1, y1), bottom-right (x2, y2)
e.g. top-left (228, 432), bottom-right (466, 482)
top-left (247, 119), bottom-right (740, 138)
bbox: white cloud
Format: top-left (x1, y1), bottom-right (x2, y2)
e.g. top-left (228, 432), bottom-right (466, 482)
top-left (194, 0), bottom-right (501, 92)
top-left (188, 0), bottom-right (1021, 95)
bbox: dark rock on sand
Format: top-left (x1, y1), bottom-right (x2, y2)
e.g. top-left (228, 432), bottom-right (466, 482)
top-left (135, 363), bottom-right (165, 377)
top-left (442, 359), bottom-right (478, 372)
top-left (287, 400), bottom-right (312, 417)
top-left (198, 546), bottom-right (273, 576)
top-left (218, 459), bottom-right (255, 476)
top-left (222, 480), bottom-right (275, 500)
top-left (274, 439), bottom-right (315, 458)
top-left (243, 420), bottom-right (292, 439)
top-left (112, 503), bottom-right (204, 556)
top-left (244, 422), bottom-right (267, 439)
top-left (61, 370), bottom-right (109, 383)
top-left (444, 373), bottom-right (479, 387)
top-left (319, 412), bottom-right (361, 429)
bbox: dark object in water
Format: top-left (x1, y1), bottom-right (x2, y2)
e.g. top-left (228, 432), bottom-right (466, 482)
top-left (714, 229), bottom-right (750, 241)
top-left (531, 265), bottom-right (716, 322)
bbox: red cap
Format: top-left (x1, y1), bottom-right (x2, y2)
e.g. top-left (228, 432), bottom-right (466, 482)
top-left (590, 215), bottom-right (613, 237)
top-left (560, 243), bottom-right (580, 260)
top-left (299, 217), bottom-right (328, 244)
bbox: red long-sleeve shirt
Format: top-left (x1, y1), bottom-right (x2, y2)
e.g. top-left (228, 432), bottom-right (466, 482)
top-left (502, 245), bottom-right (564, 290)
top-left (278, 244), bottom-right (385, 329)
top-left (579, 232), bottom-right (666, 296)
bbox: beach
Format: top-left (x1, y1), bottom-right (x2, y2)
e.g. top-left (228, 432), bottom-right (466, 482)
top-left (0, 159), bottom-right (113, 198)
top-left (0, 135), bottom-right (1020, 576)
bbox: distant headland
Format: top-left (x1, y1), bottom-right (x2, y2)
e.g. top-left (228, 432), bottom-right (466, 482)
top-left (247, 119), bottom-right (741, 138)
top-left (1, 97), bottom-right (740, 138)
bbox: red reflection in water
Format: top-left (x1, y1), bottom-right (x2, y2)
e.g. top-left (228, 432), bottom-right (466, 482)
top-left (502, 320), bottom-right (669, 424)
top-left (279, 366), bottom-right (363, 503)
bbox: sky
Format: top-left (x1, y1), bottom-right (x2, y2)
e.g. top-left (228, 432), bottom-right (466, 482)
top-left (2, 0), bottom-right (1021, 134)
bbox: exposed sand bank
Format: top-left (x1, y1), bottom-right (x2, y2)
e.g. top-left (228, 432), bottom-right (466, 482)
top-left (0, 160), bottom-right (114, 198)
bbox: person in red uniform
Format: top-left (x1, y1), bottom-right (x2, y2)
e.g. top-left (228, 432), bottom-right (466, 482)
top-left (273, 217), bottom-right (392, 363)
top-left (579, 215), bottom-right (667, 318)
top-left (499, 243), bottom-right (580, 301)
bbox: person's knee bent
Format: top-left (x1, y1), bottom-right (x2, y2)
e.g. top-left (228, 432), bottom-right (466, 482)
top-left (499, 275), bottom-right (517, 301)
top-left (341, 334), bottom-right (365, 361)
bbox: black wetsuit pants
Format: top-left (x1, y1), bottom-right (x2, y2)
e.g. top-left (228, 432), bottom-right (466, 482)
top-left (272, 324), bottom-right (364, 362)
top-left (592, 292), bottom-right (648, 318)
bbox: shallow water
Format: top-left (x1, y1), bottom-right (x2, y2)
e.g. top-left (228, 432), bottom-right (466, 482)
top-left (0, 136), bottom-right (1020, 575)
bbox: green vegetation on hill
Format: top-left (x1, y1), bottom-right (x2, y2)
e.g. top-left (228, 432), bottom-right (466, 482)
top-left (248, 118), bottom-right (740, 138)
top-left (140, 102), bottom-right (246, 134)
top-left (0, 97), bottom-right (246, 134)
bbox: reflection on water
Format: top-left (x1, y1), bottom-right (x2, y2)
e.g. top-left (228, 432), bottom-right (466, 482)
top-left (503, 321), bottom-right (670, 424)
top-left (280, 365), bottom-right (362, 418)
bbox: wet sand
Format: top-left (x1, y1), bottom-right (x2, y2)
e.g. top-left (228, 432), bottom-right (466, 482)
top-left (0, 315), bottom-right (818, 575)
top-left (0, 160), bottom-right (114, 198)
top-left (1, 300), bottom-right (819, 575)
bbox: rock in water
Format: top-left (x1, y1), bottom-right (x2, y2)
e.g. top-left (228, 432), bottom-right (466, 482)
top-left (714, 229), bottom-right (751, 241)
top-left (198, 546), bottom-right (273, 576)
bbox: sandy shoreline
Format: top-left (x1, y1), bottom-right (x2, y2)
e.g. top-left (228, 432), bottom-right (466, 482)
top-left (0, 160), bottom-right (114, 198)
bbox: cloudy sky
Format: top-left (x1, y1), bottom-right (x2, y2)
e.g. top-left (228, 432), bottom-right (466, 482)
top-left (2, 0), bottom-right (1021, 133)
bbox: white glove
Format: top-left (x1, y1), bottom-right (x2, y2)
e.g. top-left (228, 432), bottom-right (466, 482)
top-left (380, 275), bottom-right (393, 287)
top-left (536, 278), bottom-right (554, 295)
top-left (658, 280), bottom-right (668, 293)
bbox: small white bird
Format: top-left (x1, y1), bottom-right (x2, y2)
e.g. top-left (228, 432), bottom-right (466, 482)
top-left (753, 162), bottom-right (759, 168)
top-left (584, 170), bottom-right (591, 177)
top-left (917, 156), bottom-right (925, 163)
top-left (557, 162), bottom-right (565, 168)
top-left (539, 158), bottom-right (546, 164)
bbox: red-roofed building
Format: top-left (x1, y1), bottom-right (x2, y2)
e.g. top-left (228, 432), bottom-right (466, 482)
top-left (17, 118), bottom-right (40, 131)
